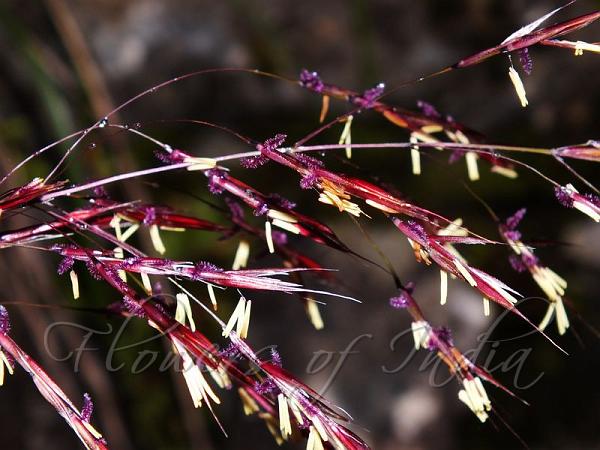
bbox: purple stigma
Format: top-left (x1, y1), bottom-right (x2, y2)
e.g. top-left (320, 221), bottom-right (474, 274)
top-left (505, 208), bottom-right (527, 230)
top-left (81, 393), bottom-right (94, 422)
top-left (406, 220), bottom-right (428, 243)
top-left (518, 48), bottom-right (533, 76)
top-left (254, 378), bottom-right (279, 395)
top-left (122, 296), bottom-right (145, 317)
top-left (240, 155), bottom-right (269, 169)
top-left (57, 257), bottom-right (75, 275)
top-left (555, 186), bottom-right (574, 208)
top-left (300, 172), bottom-right (319, 189)
top-left (428, 326), bottom-right (453, 350)
top-left (192, 261), bottom-right (223, 280)
top-left (142, 207), bottom-right (157, 226)
top-left (295, 153), bottom-right (323, 169)
top-left (508, 254), bottom-right (527, 273)
top-left (359, 83), bottom-right (385, 108)
top-left (389, 293), bottom-right (410, 309)
top-left (522, 253), bottom-right (539, 269)
top-left (299, 69), bottom-right (324, 93)
top-left (0, 305), bottom-right (10, 334)
top-left (219, 342), bottom-right (241, 361)
top-left (417, 100), bottom-right (441, 119)
top-left (85, 260), bottom-right (103, 280)
top-left (271, 348), bottom-right (282, 367)
top-left (259, 134), bottom-right (287, 154)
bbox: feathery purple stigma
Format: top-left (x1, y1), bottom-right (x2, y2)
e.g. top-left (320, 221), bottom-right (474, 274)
top-left (295, 153), bottom-right (323, 169)
top-left (300, 172), bottom-right (319, 189)
top-left (555, 186), bottom-right (574, 208)
top-left (299, 69), bottom-right (324, 93)
top-left (518, 48), bottom-right (533, 75)
top-left (122, 296), bottom-right (145, 317)
top-left (359, 83), bottom-right (385, 108)
top-left (81, 393), bottom-right (94, 422)
top-left (270, 348), bottom-right (282, 367)
top-left (259, 134), bottom-right (287, 153)
top-left (85, 260), bottom-right (103, 280)
top-left (428, 326), bottom-right (453, 350)
top-left (57, 257), bottom-right (75, 275)
top-left (240, 155), bottom-right (269, 169)
top-left (218, 342), bottom-right (241, 361)
top-left (505, 208), bottom-right (527, 230)
top-left (0, 305), bottom-right (10, 334)
top-left (417, 100), bottom-right (441, 119)
top-left (193, 261), bottom-right (223, 278)
top-left (406, 220), bottom-right (428, 243)
top-left (254, 378), bottom-right (279, 395)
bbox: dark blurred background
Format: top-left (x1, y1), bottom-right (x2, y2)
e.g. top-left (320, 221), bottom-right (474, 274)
top-left (0, 1), bottom-right (599, 449)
